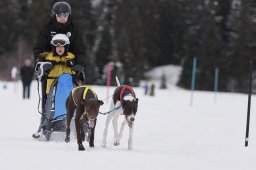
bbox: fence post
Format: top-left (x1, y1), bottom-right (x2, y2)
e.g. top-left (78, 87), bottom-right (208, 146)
top-left (190, 57), bottom-right (197, 106)
top-left (214, 68), bottom-right (219, 103)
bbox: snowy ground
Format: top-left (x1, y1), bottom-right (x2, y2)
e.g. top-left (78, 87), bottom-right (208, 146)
top-left (1, 79), bottom-right (256, 170)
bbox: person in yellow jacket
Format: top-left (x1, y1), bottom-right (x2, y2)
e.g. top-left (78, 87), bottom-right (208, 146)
top-left (44, 40), bottom-right (75, 93)
top-left (39, 34), bottom-right (84, 92)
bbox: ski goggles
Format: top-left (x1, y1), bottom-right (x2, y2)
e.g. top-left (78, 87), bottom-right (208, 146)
top-left (56, 12), bottom-right (70, 18)
top-left (51, 39), bottom-right (68, 46)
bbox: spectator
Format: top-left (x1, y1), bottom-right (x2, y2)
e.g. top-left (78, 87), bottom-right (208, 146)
top-left (20, 59), bottom-right (34, 99)
top-left (149, 83), bottom-right (155, 96)
top-left (11, 66), bottom-right (18, 82)
top-left (143, 82), bottom-right (149, 95)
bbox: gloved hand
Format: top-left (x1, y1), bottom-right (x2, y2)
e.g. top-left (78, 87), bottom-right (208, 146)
top-left (66, 59), bottom-right (76, 67)
top-left (35, 62), bottom-right (53, 80)
top-left (71, 64), bottom-right (83, 73)
top-left (71, 64), bottom-right (85, 82)
top-left (43, 63), bottom-right (53, 73)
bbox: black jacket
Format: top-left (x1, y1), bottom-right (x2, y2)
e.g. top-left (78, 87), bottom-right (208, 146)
top-left (33, 17), bottom-right (86, 66)
top-left (20, 66), bottom-right (34, 84)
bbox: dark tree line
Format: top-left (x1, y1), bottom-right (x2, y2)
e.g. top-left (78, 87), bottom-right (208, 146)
top-left (178, 0), bottom-right (256, 92)
top-left (0, 0), bottom-right (255, 92)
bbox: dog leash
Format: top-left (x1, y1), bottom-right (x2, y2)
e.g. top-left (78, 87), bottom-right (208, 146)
top-left (98, 104), bottom-right (122, 115)
top-left (100, 95), bottom-right (113, 101)
top-left (98, 94), bottom-right (135, 115)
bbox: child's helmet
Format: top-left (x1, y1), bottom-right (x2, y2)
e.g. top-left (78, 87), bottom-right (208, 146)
top-left (51, 34), bottom-right (70, 46)
top-left (51, 34), bottom-right (70, 56)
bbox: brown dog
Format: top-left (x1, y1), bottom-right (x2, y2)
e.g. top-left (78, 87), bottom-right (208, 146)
top-left (65, 86), bottom-right (104, 151)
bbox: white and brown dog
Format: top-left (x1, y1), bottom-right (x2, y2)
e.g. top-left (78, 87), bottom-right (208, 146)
top-left (101, 83), bottom-right (138, 150)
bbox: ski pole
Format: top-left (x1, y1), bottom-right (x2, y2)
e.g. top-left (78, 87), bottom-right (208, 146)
top-left (245, 60), bottom-right (253, 147)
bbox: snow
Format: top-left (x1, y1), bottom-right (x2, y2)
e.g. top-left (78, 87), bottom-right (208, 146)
top-left (144, 64), bottom-right (182, 87)
top-left (1, 66), bottom-right (256, 169)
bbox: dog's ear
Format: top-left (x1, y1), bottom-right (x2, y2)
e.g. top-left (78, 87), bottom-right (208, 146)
top-left (98, 100), bottom-right (104, 106)
top-left (134, 98), bottom-right (139, 108)
top-left (135, 98), bottom-right (139, 104)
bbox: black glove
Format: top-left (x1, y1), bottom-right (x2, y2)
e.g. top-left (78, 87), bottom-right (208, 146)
top-left (71, 64), bottom-right (85, 82)
top-left (35, 62), bottom-right (52, 73)
top-left (71, 64), bottom-right (83, 73)
top-left (66, 59), bottom-right (76, 67)
top-left (43, 63), bottom-right (53, 73)
top-left (35, 62), bottom-right (53, 80)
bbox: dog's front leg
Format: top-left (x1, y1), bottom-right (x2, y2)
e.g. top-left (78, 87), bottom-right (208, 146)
top-left (65, 128), bottom-right (71, 143)
top-left (89, 119), bottom-right (97, 147)
top-left (75, 111), bottom-right (85, 151)
top-left (101, 113), bottom-right (113, 148)
top-left (112, 113), bottom-right (120, 146)
top-left (128, 125), bottom-right (134, 150)
top-left (65, 97), bottom-right (75, 143)
top-left (117, 119), bottom-right (127, 144)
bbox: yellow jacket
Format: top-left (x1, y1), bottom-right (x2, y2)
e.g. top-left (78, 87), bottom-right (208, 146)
top-left (45, 52), bottom-right (76, 93)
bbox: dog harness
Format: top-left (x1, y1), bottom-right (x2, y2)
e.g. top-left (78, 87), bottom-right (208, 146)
top-left (120, 85), bottom-right (136, 103)
top-left (71, 86), bottom-right (97, 108)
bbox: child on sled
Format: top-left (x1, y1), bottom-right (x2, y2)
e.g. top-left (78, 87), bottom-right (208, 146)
top-left (32, 33), bottom-right (84, 138)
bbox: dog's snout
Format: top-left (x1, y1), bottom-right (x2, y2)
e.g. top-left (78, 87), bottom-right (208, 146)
top-left (88, 119), bottom-right (95, 128)
top-left (130, 117), bottom-right (135, 122)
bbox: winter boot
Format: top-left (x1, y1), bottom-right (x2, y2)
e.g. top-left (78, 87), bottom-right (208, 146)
top-left (32, 129), bottom-right (44, 138)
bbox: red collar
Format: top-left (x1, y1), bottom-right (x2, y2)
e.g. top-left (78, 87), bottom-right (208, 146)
top-left (120, 85), bottom-right (136, 103)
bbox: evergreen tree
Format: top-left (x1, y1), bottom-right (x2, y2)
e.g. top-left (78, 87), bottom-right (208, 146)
top-left (68, 0), bottom-right (96, 83)
top-left (21, 1), bottom-right (50, 44)
top-left (115, 0), bottom-right (148, 85)
top-left (230, 0), bottom-right (256, 92)
top-left (179, 0), bottom-right (225, 91)
top-left (0, 0), bottom-right (19, 54)
top-left (178, 0), bottom-right (203, 89)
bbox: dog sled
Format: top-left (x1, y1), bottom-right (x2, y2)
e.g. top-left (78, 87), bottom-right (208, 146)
top-left (42, 73), bottom-right (74, 141)
top-left (42, 74), bottom-right (95, 142)
top-left (34, 62), bottom-right (91, 141)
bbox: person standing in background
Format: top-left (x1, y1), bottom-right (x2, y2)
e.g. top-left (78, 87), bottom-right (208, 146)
top-left (143, 82), bottom-right (149, 95)
top-left (20, 58), bottom-right (34, 99)
top-left (11, 66), bottom-right (18, 82)
top-left (149, 83), bottom-right (155, 96)
top-left (11, 66), bottom-right (18, 93)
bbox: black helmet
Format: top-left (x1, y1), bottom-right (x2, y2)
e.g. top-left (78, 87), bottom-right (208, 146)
top-left (52, 1), bottom-right (71, 15)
